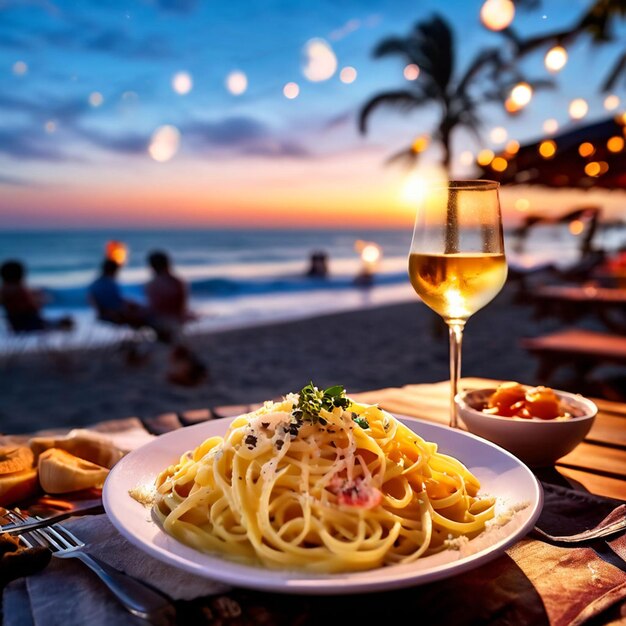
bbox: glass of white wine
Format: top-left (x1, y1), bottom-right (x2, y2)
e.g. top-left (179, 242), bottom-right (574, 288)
top-left (408, 180), bottom-right (507, 428)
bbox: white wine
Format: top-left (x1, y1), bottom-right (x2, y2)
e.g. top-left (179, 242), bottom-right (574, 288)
top-left (408, 252), bottom-right (507, 323)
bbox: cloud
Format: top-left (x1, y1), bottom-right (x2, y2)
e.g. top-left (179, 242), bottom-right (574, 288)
top-left (0, 127), bottom-right (69, 161)
top-left (182, 116), bottom-right (310, 158)
top-left (77, 129), bottom-right (149, 155)
top-left (0, 173), bottom-right (33, 187)
top-left (83, 29), bottom-right (172, 59)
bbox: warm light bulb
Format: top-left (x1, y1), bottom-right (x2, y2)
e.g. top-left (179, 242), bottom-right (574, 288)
top-left (578, 142), bottom-right (595, 158)
top-left (480, 0), bottom-right (515, 31)
top-left (477, 149), bottom-right (495, 166)
top-left (543, 119), bottom-right (558, 134)
top-left (510, 82), bottom-right (533, 107)
top-left (569, 98), bottom-right (588, 120)
top-left (172, 71), bottom-right (193, 95)
top-left (544, 46), bottom-right (567, 73)
top-left (403, 64), bottom-right (420, 80)
top-left (607, 136), bottom-right (624, 152)
top-left (490, 127), bottom-right (508, 144)
top-left (491, 157), bottom-right (508, 172)
top-left (283, 82), bottom-right (300, 99)
top-left (226, 71), bottom-right (248, 95)
top-left (538, 140), bottom-right (556, 159)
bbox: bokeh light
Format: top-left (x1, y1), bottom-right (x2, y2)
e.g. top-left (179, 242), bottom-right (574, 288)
top-left (403, 64), bottom-right (420, 80)
top-left (538, 140), bottom-right (556, 159)
top-left (515, 198), bottom-right (530, 212)
top-left (543, 119), bottom-right (558, 134)
top-left (89, 92), bottom-right (104, 107)
top-left (578, 142), bottom-right (595, 157)
top-left (283, 82), bottom-right (300, 99)
top-left (607, 136), bottom-right (624, 152)
top-left (411, 135), bottom-right (429, 153)
top-left (584, 161), bottom-right (601, 177)
top-left (12, 60), bottom-right (28, 75)
top-left (44, 120), bottom-right (57, 133)
top-left (491, 156), bottom-right (508, 172)
top-left (505, 139), bottom-right (520, 154)
top-left (339, 66), bottom-right (357, 84)
top-left (544, 46), bottom-right (567, 72)
top-left (490, 127), bottom-right (507, 144)
top-left (569, 98), bottom-right (588, 120)
top-left (504, 98), bottom-right (521, 114)
top-left (569, 220), bottom-right (584, 236)
top-left (604, 94), bottom-right (620, 111)
top-left (226, 71), bottom-right (248, 95)
top-left (302, 39), bottom-right (337, 82)
top-left (510, 82), bottom-right (532, 107)
top-left (480, 0), bottom-right (515, 31)
top-left (148, 125), bottom-right (180, 162)
top-left (172, 71), bottom-right (193, 95)
top-left (477, 149), bottom-right (495, 166)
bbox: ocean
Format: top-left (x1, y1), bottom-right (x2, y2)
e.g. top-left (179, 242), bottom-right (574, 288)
top-left (1, 226), bottom-right (623, 351)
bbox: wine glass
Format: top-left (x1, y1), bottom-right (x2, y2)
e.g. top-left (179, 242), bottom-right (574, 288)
top-left (408, 180), bottom-right (507, 428)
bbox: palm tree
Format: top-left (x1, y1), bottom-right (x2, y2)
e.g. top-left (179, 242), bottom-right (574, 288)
top-left (359, 14), bottom-right (550, 175)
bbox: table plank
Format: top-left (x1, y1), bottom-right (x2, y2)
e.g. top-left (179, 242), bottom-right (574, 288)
top-left (556, 467), bottom-right (626, 500)
top-left (557, 442), bottom-right (626, 480)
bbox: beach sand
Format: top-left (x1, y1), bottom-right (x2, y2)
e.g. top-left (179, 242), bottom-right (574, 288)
top-left (0, 283), bottom-right (612, 434)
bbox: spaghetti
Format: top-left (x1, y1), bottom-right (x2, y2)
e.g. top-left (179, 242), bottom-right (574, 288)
top-left (154, 385), bottom-right (496, 573)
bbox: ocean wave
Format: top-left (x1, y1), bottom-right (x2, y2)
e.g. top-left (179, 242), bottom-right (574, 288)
top-left (44, 269), bottom-right (410, 308)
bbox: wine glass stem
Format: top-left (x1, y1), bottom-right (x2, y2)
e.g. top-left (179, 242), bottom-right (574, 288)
top-left (448, 322), bottom-right (465, 429)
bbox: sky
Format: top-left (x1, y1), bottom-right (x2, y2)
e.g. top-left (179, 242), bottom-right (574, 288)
top-left (0, 0), bottom-right (625, 229)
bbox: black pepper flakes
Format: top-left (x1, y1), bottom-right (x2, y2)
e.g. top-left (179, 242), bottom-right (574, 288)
top-left (244, 434), bottom-right (258, 449)
top-left (275, 440), bottom-right (285, 451)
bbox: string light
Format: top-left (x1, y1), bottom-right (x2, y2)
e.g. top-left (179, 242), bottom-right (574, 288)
top-left (569, 98), bottom-right (588, 120)
top-left (544, 46), bottom-right (567, 73)
top-left (302, 39), bottom-right (337, 82)
top-left (490, 127), bottom-right (508, 144)
top-left (505, 140), bottom-right (520, 154)
top-left (543, 119), bottom-right (558, 134)
top-left (340, 67), bottom-right (357, 84)
top-left (491, 157), bottom-right (508, 172)
top-left (604, 95), bottom-right (620, 111)
top-left (477, 149), bottom-right (495, 166)
top-left (510, 82), bottom-right (533, 107)
top-left (283, 82), bottom-right (300, 99)
top-left (403, 64), bottom-right (420, 80)
top-left (226, 71), bottom-right (248, 95)
top-left (480, 0), bottom-right (515, 31)
top-left (538, 140), bottom-right (556, 159)
top-left (578, 142), bottom-right (595, 157)
top-left (172, 71), bottom-right (193, 95)
top-left (148, 125), bottom-right (180, 162)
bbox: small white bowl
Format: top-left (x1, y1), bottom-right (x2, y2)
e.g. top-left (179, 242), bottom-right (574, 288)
top-left (455, 387), bottom-right (597, 467)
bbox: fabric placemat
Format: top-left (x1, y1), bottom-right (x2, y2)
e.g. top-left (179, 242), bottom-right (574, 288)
top-left (4, 481), bottom-right (626, 626)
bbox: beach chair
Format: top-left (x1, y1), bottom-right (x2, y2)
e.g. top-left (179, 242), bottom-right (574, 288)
top-left (0, 315), bottom-right (76, 370)
top-left (521, 328), bottom-right (626, 395)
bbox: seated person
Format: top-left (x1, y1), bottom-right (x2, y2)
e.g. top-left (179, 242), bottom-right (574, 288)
top-left (145, 251), bottom-right (194, 331)
top-left (0, 260), bottom-right (73, 333)
top-left (145, 251), bottom-right (206, 385)
top-left (88, 259), bottom-right (148, 329)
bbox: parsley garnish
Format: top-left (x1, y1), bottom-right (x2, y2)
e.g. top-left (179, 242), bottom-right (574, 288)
top-left (292, 382), bottom-right (351, 425)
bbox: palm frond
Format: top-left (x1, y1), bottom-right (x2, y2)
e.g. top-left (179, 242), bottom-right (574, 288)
top-left (601, 50), bottom-right (626, 90)
top-left (358, 90), bottom-right (429, 134)
top-left (385, 147), bottom-right (419, 168)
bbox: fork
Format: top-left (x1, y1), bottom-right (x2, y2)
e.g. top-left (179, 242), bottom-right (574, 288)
top-left (5, 510), bottom-right (176, 625)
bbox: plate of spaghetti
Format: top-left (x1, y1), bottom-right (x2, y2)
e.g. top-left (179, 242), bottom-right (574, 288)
top-left (103, 384), bottom-right (542, 594)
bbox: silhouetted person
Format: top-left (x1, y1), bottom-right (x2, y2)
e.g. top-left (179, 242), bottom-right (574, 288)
top-left (145, 251), bottom-right (189, 327)
top-left (0, 260), bottom-right (73, 333)
top-left (145, 251), bottom-right (207, 386)
top-left (88, 259), bottom-right (148, 329)
top-left (306, 250), bottom-right (329, 278)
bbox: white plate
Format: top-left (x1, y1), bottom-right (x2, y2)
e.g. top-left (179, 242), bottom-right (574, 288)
top-left (103, 416), bottom-right (543, 595)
